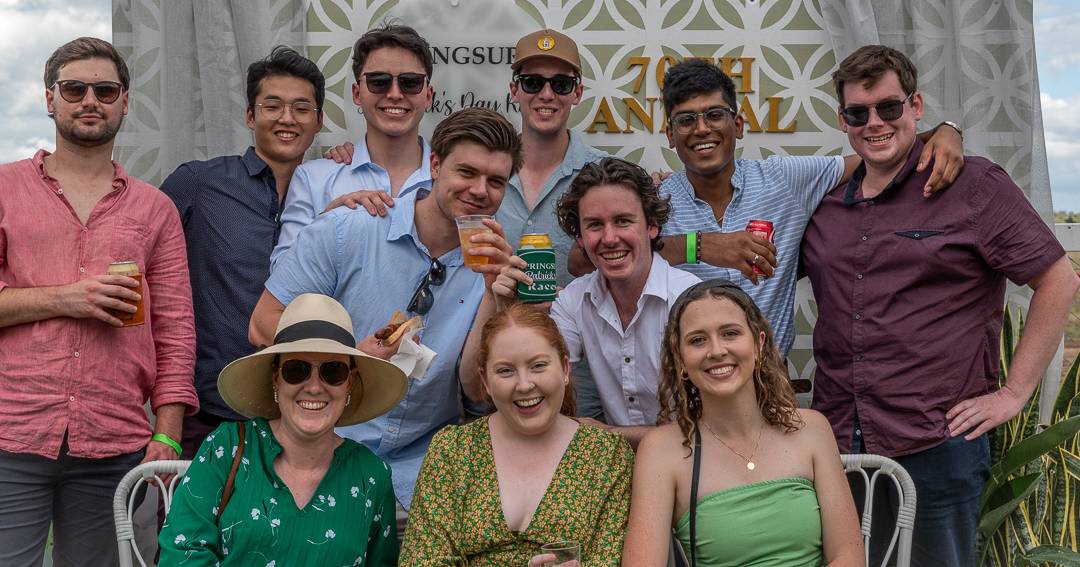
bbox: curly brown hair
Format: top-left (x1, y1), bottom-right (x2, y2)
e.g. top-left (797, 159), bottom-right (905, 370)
top-left (556, 157), bottom-right (670, 251)
top-left (657, 280), bottom-right (802, 451)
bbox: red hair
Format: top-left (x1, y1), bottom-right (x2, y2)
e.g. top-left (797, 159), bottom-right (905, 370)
top-left (477, 304), bottom-right (575, 416)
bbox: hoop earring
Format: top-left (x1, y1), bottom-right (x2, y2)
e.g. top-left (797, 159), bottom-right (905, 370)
top-left (273, 388), bottom-right (278, 403)
top-left (345, 393), bottom-right (352, 407)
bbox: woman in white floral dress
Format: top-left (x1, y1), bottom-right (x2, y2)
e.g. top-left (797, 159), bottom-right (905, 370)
top-left (159, 294), bottom-right (408, 566)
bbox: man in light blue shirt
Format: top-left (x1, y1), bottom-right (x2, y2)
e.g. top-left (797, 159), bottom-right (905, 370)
top-left (271, 24), bottom-right (435, 267)
top-left (249, 108), bottom-right (522, 510)
top-left (653, 60), bottom-right (963, 356)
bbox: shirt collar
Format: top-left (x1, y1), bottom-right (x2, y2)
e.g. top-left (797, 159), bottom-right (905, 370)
top-left (33, 148), bottom-right (127, 191)
top-left (585, 252), bottom-right (670, 306)
top-left (351, 135), bottom-right (433, 182)
top-left (843, 137), bottom-right (924, 207)
top-left (385, 190), bottom-right (421, 242)
top-left (241, 147), bottom-right (272, 177)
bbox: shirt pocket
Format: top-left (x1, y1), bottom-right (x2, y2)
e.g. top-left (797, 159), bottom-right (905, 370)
top-left (894, 229), bottom-right (944, 241)
top-left (109, 216), bottom-right (153, 265)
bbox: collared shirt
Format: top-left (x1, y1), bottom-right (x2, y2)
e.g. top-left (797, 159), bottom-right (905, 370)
top-left (801, 138), bottom-right (1065, 457)
top-left (659, 156), bottom-right (844, 355)
top-left (497, 130), bottom-right (607, 287)
top-left (265, 191), bottom-right (483, 509)
top-left (0, 150), bottom-right (197, 459)
top-left (271, 136), bottom-right (432, 267)
top-left (160, 147), bottom-right (278, 420)
top-left (549, 253), bottom-right (700, 426)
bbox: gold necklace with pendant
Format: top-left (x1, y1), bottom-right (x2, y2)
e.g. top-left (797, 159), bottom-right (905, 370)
top-left (701, 420), bottom-right (764, 471)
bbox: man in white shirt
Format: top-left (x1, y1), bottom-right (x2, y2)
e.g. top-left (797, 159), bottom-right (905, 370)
top-left (466, 157), bottom-right (699, 447)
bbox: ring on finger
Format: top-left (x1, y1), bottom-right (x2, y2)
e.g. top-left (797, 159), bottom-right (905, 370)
top-left (751, 254), bottom-right (760, 265)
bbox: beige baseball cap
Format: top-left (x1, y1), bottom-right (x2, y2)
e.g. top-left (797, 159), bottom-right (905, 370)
top-left (512, 29), bottom-right (581, 74)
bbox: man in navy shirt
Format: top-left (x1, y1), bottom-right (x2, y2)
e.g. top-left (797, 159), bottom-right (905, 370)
top-left (159, 46), bottom-right (325, 455)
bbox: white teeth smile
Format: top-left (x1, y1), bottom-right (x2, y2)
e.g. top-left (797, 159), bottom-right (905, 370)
top-left (707, 365), bottom-right (735, 377)
top-left (382, 107), bottom-right (407, 115)
top-left (536, 108), bottom-right (556, 115)
top-left (297, 400), bottom-right (328, 410)
top-left (276, 132), bottom-right (298, 140)
top-left (514, 397), bottom-right (543, 408)
top-left (866, 134), bottom-right (893, 142)
top-left (693, 142), bottom-right (717, 151)
top-left (600, 251), bottom-right (629, 260)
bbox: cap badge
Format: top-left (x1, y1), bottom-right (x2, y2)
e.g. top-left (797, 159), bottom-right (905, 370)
top-left (537, 35), bottom-right (556, 51)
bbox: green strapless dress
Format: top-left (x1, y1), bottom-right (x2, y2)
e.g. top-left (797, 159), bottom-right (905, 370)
top-left (674, 477), bottom-right (823, 566)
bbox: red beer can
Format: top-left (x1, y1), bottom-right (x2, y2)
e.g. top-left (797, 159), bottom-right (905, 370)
top-left (745, 220), bottom-right (774, 276)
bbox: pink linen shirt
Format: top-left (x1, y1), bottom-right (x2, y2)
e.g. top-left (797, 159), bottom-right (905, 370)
top-left (0, 150), bottom-right (197, 459)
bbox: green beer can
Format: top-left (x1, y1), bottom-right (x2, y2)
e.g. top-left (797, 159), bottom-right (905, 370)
top-left (517, 233), bottom-right (557, 303)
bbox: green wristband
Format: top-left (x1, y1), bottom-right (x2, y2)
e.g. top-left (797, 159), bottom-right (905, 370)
top-left (152, 433), bottom-right (182, 457)
top-left (686, 231), bottom-right (698, 264)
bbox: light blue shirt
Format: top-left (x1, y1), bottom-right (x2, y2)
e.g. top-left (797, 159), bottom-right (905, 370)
top-left (659, 155), bottom-right (844, 355)
top-left (271, 136), bottom-right (432, 267)
top-left (265, 191), bottom-right (483, 509)
top-left (497, 130), bottom-right (607, 287)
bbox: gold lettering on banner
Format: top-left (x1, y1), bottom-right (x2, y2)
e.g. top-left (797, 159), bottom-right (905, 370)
top-left (622, 97), bottom-right (658, 133)
top-left (719, 57), bottom-right (755, 94)
top-left (586, 98), bottom-right (622, 133)
top-left (627, 56), bottom-right (650, 94)
top-left (765, 96), bottom-right (797, 132)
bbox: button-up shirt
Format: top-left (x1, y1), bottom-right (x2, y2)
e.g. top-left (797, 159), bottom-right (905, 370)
top-left (659, 156), bottom-right (844, 355)
top-left (0, 150), bottom-right (197, 459)
top-left (160, 147), bottom-right (279, 420)
top-left (497, 131), bottom-right (607, 287)
top-left (265, 191), bottom-right (483, 509)
top-left (271, 136), bottom-right (432, 267)
top-left (550, 254), bottom-right (700, 426)
top-left (801, 139), bottom-right (1065, 457)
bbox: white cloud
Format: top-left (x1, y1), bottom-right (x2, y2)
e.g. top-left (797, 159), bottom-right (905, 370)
top-left (1041, 93), bottom-right (1080, 212)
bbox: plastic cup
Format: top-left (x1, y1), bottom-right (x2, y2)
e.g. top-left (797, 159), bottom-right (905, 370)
top-left (455, 215), bottom-right (494, 266)
top-left (540, 540), bottom-right (580, 567)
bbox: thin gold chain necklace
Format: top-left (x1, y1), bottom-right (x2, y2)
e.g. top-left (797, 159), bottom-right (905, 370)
top-left (701, 420), bottom-right (764, 471)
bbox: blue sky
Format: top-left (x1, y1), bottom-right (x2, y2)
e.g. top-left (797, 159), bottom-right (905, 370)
top-left (1, 0), bottom-right (1078, 211)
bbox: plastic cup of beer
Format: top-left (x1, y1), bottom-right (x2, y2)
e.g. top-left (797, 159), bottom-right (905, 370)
top-left (455, 215), bottom-right (494, 266)
top-left (540, 541), bottom-right (580, 567)
top-left (106, 260), bottom-right (145, 327)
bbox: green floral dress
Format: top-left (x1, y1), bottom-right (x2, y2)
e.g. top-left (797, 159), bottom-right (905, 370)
top-left (400, 417), bottom-right (633, 566)
top-left (159, 418), bottom-right (398, 566)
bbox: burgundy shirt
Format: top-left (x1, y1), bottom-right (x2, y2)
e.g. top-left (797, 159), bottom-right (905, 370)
top-left (0, 150), bottom-right (197, 459)
top-left (801, 139), bottom-right (1064, 457)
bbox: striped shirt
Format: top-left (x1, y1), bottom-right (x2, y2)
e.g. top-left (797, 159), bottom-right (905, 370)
top-left (659, 155), bottom-right (844, 355)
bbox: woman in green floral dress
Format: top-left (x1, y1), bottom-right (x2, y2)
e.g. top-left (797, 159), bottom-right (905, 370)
top-left (401, 304), bottom-right (634, 566)
top-left (159, 294), bottom-right (409, 566)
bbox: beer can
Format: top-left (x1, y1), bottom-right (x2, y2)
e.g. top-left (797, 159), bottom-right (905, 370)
top-left (516, 234), bottom-right (557, 303)
top-left (745, 220), bottom-right (774, 277)
top-left (106, 260), bottom-right (145, 326)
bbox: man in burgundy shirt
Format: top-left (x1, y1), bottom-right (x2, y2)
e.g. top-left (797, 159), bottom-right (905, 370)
top-left (0, 38), bottom-right (197, 567)
top-left (802, 45), bottom-right (1079, 566)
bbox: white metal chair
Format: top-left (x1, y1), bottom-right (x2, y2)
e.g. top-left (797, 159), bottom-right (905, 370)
top-left (113, 459), bottom-right (191, 567)
top-left (842, 453), bottom-right (917, 567)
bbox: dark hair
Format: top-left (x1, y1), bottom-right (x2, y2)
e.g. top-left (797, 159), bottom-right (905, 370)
top-left (556, 157), bottom-right (670, 251)
top-left (44, 37), bottom-right (130, 91)
top-left (477, 303), bottom-right (575, 416)
top-left (246, 46), bottom-right (326, 113)
top-left (657, 280), bottom-right (801, 451)
top-left (661, 59), bottom-right (737, 116)
top-left (351, 23), bottom-right (434, 81)
top-left (832, 45), bottom-right (918, 107)
top-left (430, 108), bottom-right (523, 176)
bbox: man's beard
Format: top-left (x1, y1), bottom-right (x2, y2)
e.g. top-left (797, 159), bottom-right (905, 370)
top-left (55, 111), bottom-right (123, 148)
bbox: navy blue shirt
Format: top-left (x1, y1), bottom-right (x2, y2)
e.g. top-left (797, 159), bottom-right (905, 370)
top-left (160, 147), bottom-right (280, 419)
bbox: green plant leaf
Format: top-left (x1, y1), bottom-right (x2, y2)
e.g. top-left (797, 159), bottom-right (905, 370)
top-left (1021, 544), bottom-right (1080, 566)
top-left (988, 416), bottom-right (1080, 496)
top-left (981, 472), bottom-right (1042, 537)
top-left (1054, 357), bottom-right (1080, 420)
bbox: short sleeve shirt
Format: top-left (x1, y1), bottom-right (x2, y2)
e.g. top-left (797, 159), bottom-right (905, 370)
top-left (659, 156), bottom-right (844, 355)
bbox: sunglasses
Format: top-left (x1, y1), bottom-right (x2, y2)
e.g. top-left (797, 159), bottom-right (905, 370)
top-left (53, 80), bottom-right (124, 104)
top-left (279, 359), bottom-right (352, 387)
top-left (407, 258), bottom-right (446, 316)
top-left (840, 92), bottom-right (914, 127)
top-left (515, 74), bottom-right (578, 96)
top-left (362, 72), bottom-right (428, 95)
top-left (670, 106), bottom-right (737, 134)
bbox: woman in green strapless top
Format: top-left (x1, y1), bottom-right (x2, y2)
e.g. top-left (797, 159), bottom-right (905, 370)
top-left (622, 280), bottom-right (863, 566)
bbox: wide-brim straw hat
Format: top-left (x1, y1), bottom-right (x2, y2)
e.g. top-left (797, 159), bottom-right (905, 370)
top-left (218, 293), bottom-right (408, 426)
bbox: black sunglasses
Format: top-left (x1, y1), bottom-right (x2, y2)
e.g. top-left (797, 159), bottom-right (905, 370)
top-left (53, 80), bottom-right (123, 104)
top-left (279, 359), bottom-right (352, 387)
top-left (840, 92), bottom-right (914, 127)
top-left (362, 72), bottom-right (428, 95)
top-left (515, 74), bottom-right (578, 96)
top-left (407, 258), bottom-right (446, 316)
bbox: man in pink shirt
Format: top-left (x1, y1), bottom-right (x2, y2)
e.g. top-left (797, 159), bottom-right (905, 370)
top-left (0, 37), bottom-right (197, 567)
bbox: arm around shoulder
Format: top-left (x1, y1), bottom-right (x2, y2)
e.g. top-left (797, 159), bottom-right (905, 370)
top-left (249, 289), bottom-right (286, 347)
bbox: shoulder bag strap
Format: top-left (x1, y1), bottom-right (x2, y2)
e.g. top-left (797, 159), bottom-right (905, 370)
top-left (215, 421), bottom-right (246, 526)
top-left (689, 423), bottom-right (702, 567)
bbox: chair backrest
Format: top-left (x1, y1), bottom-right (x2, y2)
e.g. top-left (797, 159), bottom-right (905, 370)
top-left (113, 459), bottom-right (191, 567)
top-left (841, 453), bottom-right (917, 567)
